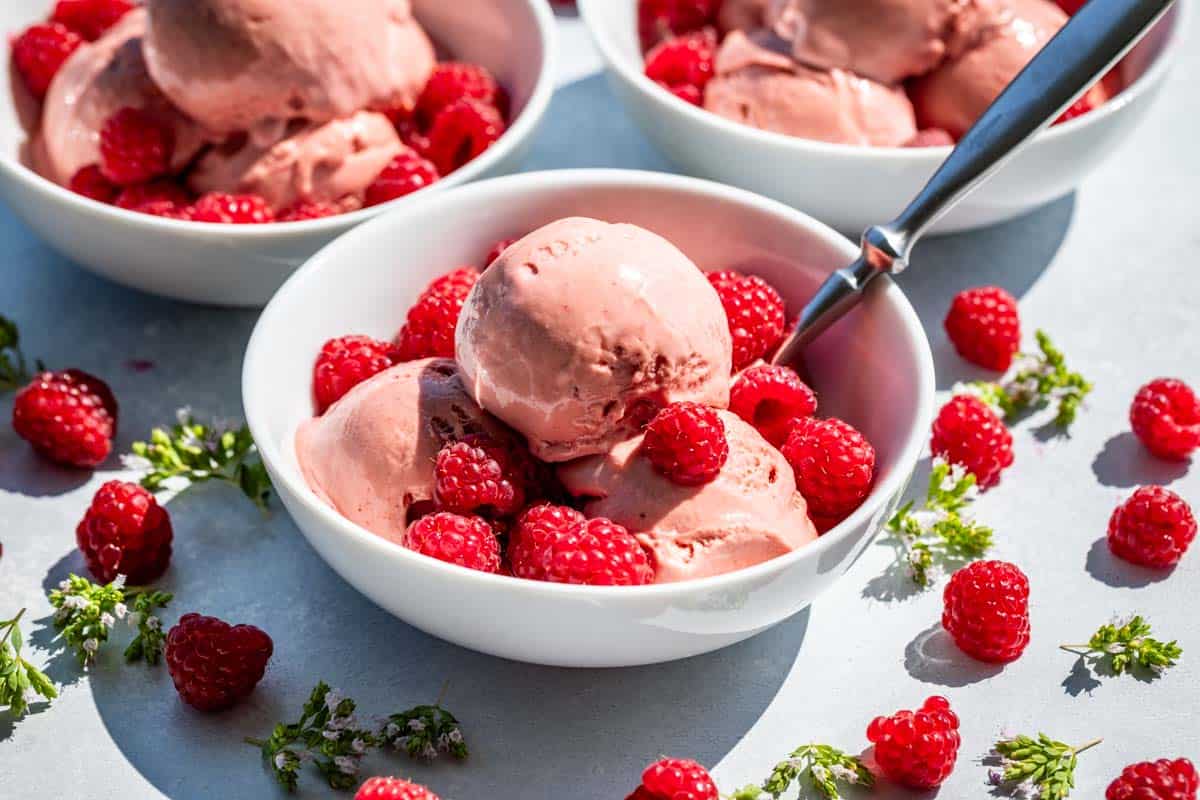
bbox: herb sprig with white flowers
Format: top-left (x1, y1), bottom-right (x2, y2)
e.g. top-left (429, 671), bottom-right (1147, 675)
top-left (1061, 616), bottom-right (1181, 678)
top-left (48, 575), bottom-right (172, 666)
top-left (961, 330), bottom-right (1092, 428)
top-left (730, 744), bottom-right (874, 800)
top-left (0, 314), bottom-right (38, 392)
top-left (0, 609), bottom-right (57, 718)
top-left (990, 734), bottom-right (1101, 800)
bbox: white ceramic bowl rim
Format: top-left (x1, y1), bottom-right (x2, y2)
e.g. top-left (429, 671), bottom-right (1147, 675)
top-left (244, 168), bottom-right (937, 602)
top-left (578, 0), bottom-right (1188, 161)
top-left (0, 0), bottom-right (558, 237)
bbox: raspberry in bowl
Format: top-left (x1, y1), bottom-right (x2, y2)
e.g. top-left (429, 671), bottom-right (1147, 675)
top-left (243, 169), bottom-right (934, 666)
top-left (0, 0), bottom-right (556, 304)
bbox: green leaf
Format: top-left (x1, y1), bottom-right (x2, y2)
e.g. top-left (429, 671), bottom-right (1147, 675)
top-left (961, 330), bottom-right (1091, 430)
top-left (1062, 616), bottom-right (1181, 678)
top-left (0, 314), bottom-right (33, 392)
top-left (993, 733), bottom-right (1100, 800)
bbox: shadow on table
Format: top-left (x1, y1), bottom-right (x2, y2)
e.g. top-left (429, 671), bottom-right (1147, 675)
top-left (88, 485), bottom-right (808, 800)
top-left (1091, 432), bottom-right (1190, 488)
top-left (1084, 536), bottom-right (1175, 588)
top-left (903, 622), bottom-right (1003, 688)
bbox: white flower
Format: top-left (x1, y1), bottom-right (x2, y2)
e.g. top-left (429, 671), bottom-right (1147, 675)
top-left (112, 574), bottom-right (127, 589)
top-left (351, 738), bottom-right (367, 754)
top-left (384, 722), bottom-right (400, 738)
top-left (83, 638), bottom-right (99, 653)
top-left (322, 730), bottom-right (339, 741)
top-left (324, 689), bottom-right (345, 713)
top-left (58, 579), bottom-right (70, 591)
top-left (113, 603), bottom-right (128, 620)
top-left (100, 612), bottom-right (115, 629)
top-left (120, 454), bottom-right (153, 471)
top-left (334, 756), bottom-right (359, 776)
top-left (274, 752), bottom-right (292, 770)
top-left (420, 744), bottom-right (438, 762)
top-left (407, 718), bottom-right (426, 732)
top-left (145, 616), bottom-right (162, 631)
top-left (175, 406), bottom-right (193, 425)
top-left (63, 594), bottom-right (90, 610)
top-left (447, 728), bottom-right (464, 744)
top-left (811, 764), bottom-right (830, 784)
top-left (1106, 643), bottom-right (1126, 654)
top-left (830, 764), bottom-right (859, 784)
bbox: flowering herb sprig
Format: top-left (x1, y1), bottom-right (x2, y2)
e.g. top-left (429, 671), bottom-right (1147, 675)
top-left (0, 609), bottom-right (57, 718)
top-left (48, 575), bottom-right (172, 666)
top-left (126, 409), bottom-right (273, 511)
top-left (122, 589), bottom-right (175, 665)
top-left (0, 314), bottom-right (38, 392)
top-left (960, 330), bottom-right (1092, 428)
top-left (379, 704), bottom-right (468, 762)
top-left (1060, 616), bottom-right (1181, 678)
top-left (990, 734), bottom-right (1101, 800)
top-left (730, 744), bottom-right (874, 800)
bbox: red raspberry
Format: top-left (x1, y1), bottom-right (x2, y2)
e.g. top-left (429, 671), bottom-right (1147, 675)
top-left (434, 435), bottom-right (526, 516)
top-left (1056, 94), bottom-right (1096, 124)
top-left (51, 0), bottom-right (136, 41)
top-left (165, 613), bottom-right (273, 711)
top-left (278, 200), bottom-right (339, 222)
top-left (422, 98), bottom-right (506, 176)
top-left (905, 128), bottom-right (955, 147)
top-left (417, 62), bottom-right (506, 122)
top-left (781, 416), bottom-right (875, 523)
top-left (942, 560), bottom-right (1031, 663)
top-left (1056, 0), bottom-right (1087, 12)
top-left (76, 480), bottom-right (173, 585)
top-left (729, 364), bottom-right (817, 447)
top-left (930, 395), bottom-right (1014, 489)
top-left (68, 165), bottom-right (118, 204)
top-left (403, 512), bottom-right (501, 573)
top-left (644, 30), bottom-right (716, 106)
top-left (365, 150), bottom-right (440, 207)
top-left (1107, 486), bottom-right (1196, 569)
top-left (484, 238), bottom-right (518, 268)
top-left (190, 192), bottom-right (275, 224)
top-left (114, 180), bottom-right (191, 215)
top-left (99, 107), bottom-right (175, 186)
top-left (638, 0), bottom-right (719, 49)
top-left (355, 777), bottom-right (441, 800)
top-left (642, 402), bottom-right (729, 486)
top-left (11, 23), bottom-right (83, 100)
top-left (1130, 378), bottom-right (1200, 461)
top-left (943, 286), bottom-right (1021, 371)
top-left (395, 267), bottom-right (479, 361)
top-left (12, 369), bottom-right (117, 468)
top-left (1106, 758), bottom-right (1198, 800)
top-left (634, 757), bottom-right (719, 800)
top-left (508, 503), bottom-right (585, 579)
top-left (313, 335), bottom-right (399, 413)
top-left (509, 508), bottom-right (653, 586)
top-left (707, 270), bottom-right (787, 370)
top-left (867, 696), bottom-right (961, 789)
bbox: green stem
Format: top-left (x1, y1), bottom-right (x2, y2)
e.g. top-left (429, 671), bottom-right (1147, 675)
top-left (1074, 739), bottom-right (1103, 755)
top-left (1059, 644), bottom-right (1091, 654)
top-left (0, 608), bottom-right (26, 646)
top-left (244, 737), bottom-right (268, 748)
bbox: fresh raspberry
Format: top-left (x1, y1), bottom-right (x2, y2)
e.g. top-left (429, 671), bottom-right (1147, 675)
top-left (644, 30), bottom-right (716, 106)
top-left (634, 758), bottom-right (719, 800)
top-left (417, 62), bottom-right (506, 123)
top-left (729, 364), bottom-right (817, 447)
top-left (1130, 378), bottom-right (1200, 460)
top-left (484, 238), bottom-right (518, 268)
top-left (422, 98), bottom-right (506, 175)
top-left (930, 395), bottom-right (1014, 489)
top-left (867, 696), bottom-right (961, 789)
top-left (190, 192), bottom-right (275, 224)
top-left (781, 416), bottom-right (875, 522)
top-left (68, 165), bottom-right (118, 204)
top-left (365, 150), bottom-right (440, 207)
top-left (707, 270), bottom-right (787, 370)
top-left (1055, 0), bottom-right (1087, 12)
top-left (943, 286), bottom-right (1021, 371)
top-left (642, 402), bottom-right (729, 486)
top-left (99, 107), bottom-right (175, 186)
top-left (313, 335), bottom-right (399, 413)
top-left (638, 0), bottom-right (719, 49)
top-left (12, 369), bottom-right (117, 468)
top-left (434, 435), bottom-right (526, 516)
top-left (165, 613), bottom-right (273, 711)
top-left (51, 0), bottom-right (136, 41)
top-left (114, 180), bottom-right (191, 216)
top-left (1107, 486), bottom-right (1196, 569)
top-left (509, 509), bottom-right (653, 586)
top-left (1106, 758), bottom-right (1198, 800)
top-left (11, 23), bottom-right (83, 100)
top-left (355, 777), bottom-right (441, 800)
top-left (905, 128), bottom-right (955, 147)
top-left (395, 267), bottom-right (479, 360)
top-left (403, 512), bottom-right (501, 573)
top-left (508, 503), bottom-right (586, 579)
top-left (942, 560), bottom-right (1031, 663)
top-left (278, 200), bottom-right (340, 222)
top-left (1056, 94), bottom-right (1096, 124)
top-left (76, 480), bottom-right (173, 584)
top-left (395, 118), bottom-right (431, 154)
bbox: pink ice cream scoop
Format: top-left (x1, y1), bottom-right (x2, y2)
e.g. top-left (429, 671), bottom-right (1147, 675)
top-left (704, 31), bottom-right (917, 147)
top-left (455, 217), bottom-right (733, 463)
top-left (142, 0), bottom-right (436, 135)
top-left (559, 411), bottom-right (818, 583)
top-left (718, 0), bottom-right (771, 33)
top-left (295, 358), bottom-right (512, 543)
top-left (189, 111), bottom-right (405, 211)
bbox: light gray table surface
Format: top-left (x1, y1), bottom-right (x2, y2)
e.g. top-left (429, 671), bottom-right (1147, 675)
top-left (2, 10), bottom-right (1198, 799)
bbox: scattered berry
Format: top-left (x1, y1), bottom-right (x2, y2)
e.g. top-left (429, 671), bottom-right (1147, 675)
top-left (434, 435), bottom-right (526, 516)
top-left (930, 395), bottom-right (1014, 489)
top-left (165, 613), bottom-right (273, 711)
top-left (190, 192), bottom-right (275, 224)
top-left (944, 286), bottom-right (1021, 371)
top-left (277, 200), bottom-right (339, 222)
top-left (313, 335), bottom-right (399, 413)
top-left (942, 560), bottom-right (1031, 663)
top-left (484, 238), bottom-right (517, 268)
top-left (68, 165), bottom-right (118, 204)
top-left (729, 364), bottom-right (817, 447)
top-left (99, 107), bottom-right (175, 186)
top-left (404, 512), bottom-right (501, 573)
top-left (76, 480), bottom-right (173, 585)
top-left (11, 22), bottom-right (83, 100)
top-left (1106, 758), bottom-right (1198, 800)
top-left (635, 757), bottom-right (719, 800)
top-left (51, 0), bottom-right (135, 41)
top-left (422, 98), bottom-right (506, 175)
top-left (644, 30), bottom-right (716, 105)
top-left (365, 150), bottom-right (440, 207)
top-left (509, 508), bottom-right (653, 586)
top-left (1107, 486), bottom-right (1196, 569)
top-left (707, 270), bottom-right (787, 370)
top-left (1130, 378), bottom-right (1200, 460)
top-left (642, 402), bottom-right (728, 486)
top-left (113, 180), bottom-right (191, 215)
top-left (417, 62), bottom-right (506, 122)
top-left (867, 696), bottom-right (961, 789)
top-left (781, 416), bottom-right (875, 523)
top-left (395, 267), bottom-right (479, 360)
top-left (12, 369), bottom-right (117, 468)
top-left (638, 0), bottom-right (719, 48)
top-left (355, 777), bottom-right (441, 800)
top-left (905, 128), bottom-right (955, 147)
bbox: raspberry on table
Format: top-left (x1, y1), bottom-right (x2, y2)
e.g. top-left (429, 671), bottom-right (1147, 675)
top-left (51, 0), bottom-right (136, 41)
top-left (190, 192), bottom-right (275, 224)
top-left (942, 560), bottom-right (1031, 663)
top-left (278, 200), bottom-right (340, 222)
top-left (781, 416), bottom-right (875, 523)
top-left (642, 402), bottom-right (729, 486)
top-left (943, 286), bottom-right (1021, 371)
top-left (365, 150), bottom-right (440, 207)
top-left (1107, 486), bottom-right (1196, 569)
top-left (484, 238), bottom-right (518, 268)
top-left (1106, 757), bottom-right (1198, 800)
top-left (867, 696), bottom-right (961, 789)
top-left (114, 179), bottom-right (192, 215)
top-left (11, 22), bottom-right (83, 100)
top-left (930, 394), bottom-right (1014, 489)
top-left (729, 364), bottom-right (817, 447)
top-left (422, 98), bottom-right (506, 176)
top-left (69, 165), bottom-right (119, 204)
top-left (707, 270), bottom-right (788, 370)
top-left (404, 512), bottom-right (501, 573)
top-left (638, 0), bottom-right (720, 49)
top-left (633, 757), bottom-right (719, 800)
top-left (99, 107), bottom-right (176, 186)
top-left (77, 480), bottom-right (173, 585)
top-left (1130, 378), bottom-right (1200, 461)
top-left (434, 435), bottom-right (526, 516)
top-left (165, 613), bottom-right (273, 711)
top-left (644, 29), bottom-right (716, 106)
top-left (417, 62), bottom-right (506, 123)
top-left (509, 509), bottom-right (653, 586)
top-left (395, 267), bottom-right (479, 361)
top-left (313, 335), bottom-right (400, 413)
top-left (12, 369), bottom-right (117, 468)
top-left (355, 777), bottom-right (441, 800)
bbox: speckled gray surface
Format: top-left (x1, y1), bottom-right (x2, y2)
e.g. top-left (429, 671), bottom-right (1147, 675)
top-left (1, 10), bottom-right (1198, 799)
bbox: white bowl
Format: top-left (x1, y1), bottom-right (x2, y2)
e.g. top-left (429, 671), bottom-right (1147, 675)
top-left (578, 0), bottom-right (1184, 235)
top-left (0, 0), bottom-right (556, 306)
top-left (243, 169), bottom-right (935, 667)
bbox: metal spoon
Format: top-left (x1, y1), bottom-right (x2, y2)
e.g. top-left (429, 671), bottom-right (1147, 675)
top-left (772, 0), bottom-right (1175, 368)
